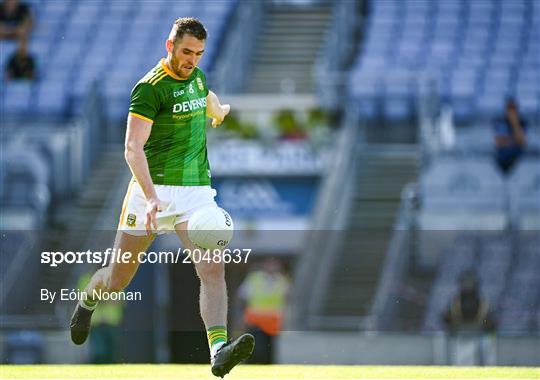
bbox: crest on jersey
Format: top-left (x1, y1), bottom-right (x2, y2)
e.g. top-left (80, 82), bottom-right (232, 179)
top-left (196, 77), bottom-right (204, 91)
top-left (127, 213), bottom-right (137, 227)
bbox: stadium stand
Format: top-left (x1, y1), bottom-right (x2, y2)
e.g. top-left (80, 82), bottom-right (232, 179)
top-left (418, 149), bottom-right (539, 334)
top-left (350, 0), bottom-right (540, 124)
top-left (424, 229), bottom-right (539, 334)
top-left (417, 147), bottom-right (539, 333)
top-left (354, 0), bottom-right (540, 335)
top-left (1, 0), bottom-right (236, 121)
top-left (0, 0), bottom-right (236, 226)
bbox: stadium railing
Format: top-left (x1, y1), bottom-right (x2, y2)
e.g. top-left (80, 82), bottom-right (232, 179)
top-left (210, 0), bottom-right (263, 94)
top-left (0, 234), bottom-right (38, 315)
top-left (369, 182), bottom-right (417, 331)
top-left (315, 0), bottom-right (362, 108)
top-left (286, 107), bottom-right (360, 330)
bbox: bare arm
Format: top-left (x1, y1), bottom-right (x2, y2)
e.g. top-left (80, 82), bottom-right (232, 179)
top-left (206, 90), bottom-right (230, 128)
top-left (508, 112), bottom-right (526, 145)
top-left (124, 114), bottom-right (163, 234)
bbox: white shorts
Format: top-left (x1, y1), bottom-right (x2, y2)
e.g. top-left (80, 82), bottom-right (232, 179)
top-left (118, 180), bottom-right (218, 236)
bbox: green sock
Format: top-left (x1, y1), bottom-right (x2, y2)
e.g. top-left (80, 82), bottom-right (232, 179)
top-left (207, 325), bottom-right (227, 356)
top-left (80, 297), bottom-right (98, 311)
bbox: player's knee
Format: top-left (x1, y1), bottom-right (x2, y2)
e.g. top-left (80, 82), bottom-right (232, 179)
top-left (196, 262), bottom-right (224, 284)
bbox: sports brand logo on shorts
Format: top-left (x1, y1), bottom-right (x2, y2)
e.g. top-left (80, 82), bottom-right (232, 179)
top-left (127, 213), bottom-right (137, 227)
top-left (196, 77), bottom-right (204, 91)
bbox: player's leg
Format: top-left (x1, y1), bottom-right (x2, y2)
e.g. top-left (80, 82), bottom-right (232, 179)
top-left (175, 221), bottom-right (254, 377)
top-left (85, 231), bottom-right (155, 295)
top-left (175, 222), bottom-right (228, 344)
top-left (70, 231), bottom-right (154, 345)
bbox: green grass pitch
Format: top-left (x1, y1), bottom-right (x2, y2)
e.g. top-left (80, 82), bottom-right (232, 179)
top-left (1, 364), bottom-right (538, 379)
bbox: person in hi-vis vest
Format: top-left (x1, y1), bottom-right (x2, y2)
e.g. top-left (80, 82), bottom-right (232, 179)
top-left (236, 258), bottom-right (290, 364)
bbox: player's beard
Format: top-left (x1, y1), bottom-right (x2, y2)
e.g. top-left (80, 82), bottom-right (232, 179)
top-left (170, 55), bottom-right (183, 78)
top-left (170, 52), bottom-right (192, 79)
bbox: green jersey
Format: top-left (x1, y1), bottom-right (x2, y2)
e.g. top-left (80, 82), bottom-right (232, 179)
top-left (129, 59), bottom-right (211, 186)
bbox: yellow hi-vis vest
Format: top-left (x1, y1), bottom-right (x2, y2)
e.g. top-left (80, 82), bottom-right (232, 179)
top-left (243, 271), bottom-right (289, 336)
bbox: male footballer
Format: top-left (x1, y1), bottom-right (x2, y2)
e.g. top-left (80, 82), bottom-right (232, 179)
top-left (70, 18), bottom-right (254, 377)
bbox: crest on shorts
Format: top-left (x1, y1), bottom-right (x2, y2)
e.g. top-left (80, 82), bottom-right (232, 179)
top-left (127, 213), bottom-right (136, 227)
top-left (196, 77), bottom-right (204, 91)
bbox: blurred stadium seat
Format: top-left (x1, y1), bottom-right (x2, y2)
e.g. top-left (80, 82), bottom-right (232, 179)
top-left (3, 81), bottom-right (33, 116)
top-left (0, 148), bottom-right (50, 229)
top-left (418, 156), bottom-right (506, 230)
top-left (509, 159), bottom-right (540, 229)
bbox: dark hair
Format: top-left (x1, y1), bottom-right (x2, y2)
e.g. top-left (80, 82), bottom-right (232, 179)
top-left (170, 17), bottom-right (207, 43)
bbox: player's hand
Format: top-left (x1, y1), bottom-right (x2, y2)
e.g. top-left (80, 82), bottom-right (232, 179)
top-left (211, 104), bottom-right (230, 128)
top-left (145, 197), bottom-right (166, 235)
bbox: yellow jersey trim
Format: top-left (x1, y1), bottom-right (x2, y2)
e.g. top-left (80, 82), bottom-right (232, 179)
top-left (150, 72), bottom-right (168, 86)
top-left (145, 67), bottom-right (165, 84)
top-left (129, 112), bottom-right (153, 124)
top-left (118, 179), bottom-right (135, 229)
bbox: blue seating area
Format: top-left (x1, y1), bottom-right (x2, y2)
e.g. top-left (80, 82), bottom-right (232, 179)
top-left (1, 0), bottom-right (236, 121)
top-left (418, 156), bottom-right (507, 230)
top-left (412, 6), bottom-right (540, 326)
top-left (350, 0), bottom-right (539, 123)
top-left (0, 0), bottom-right (237, 229)
top-left (0, 122), bottom-right (78, 229)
